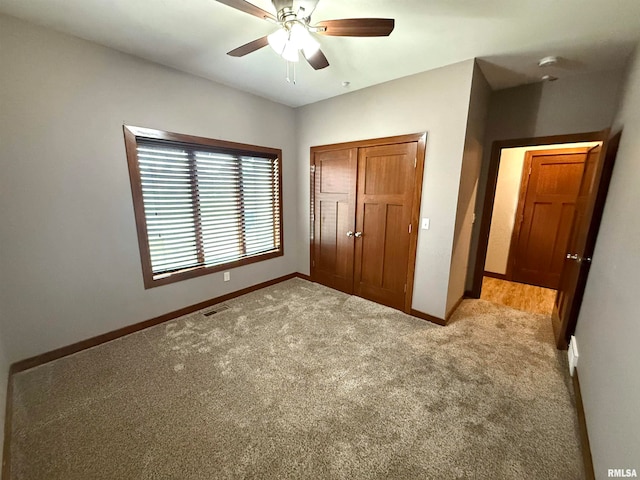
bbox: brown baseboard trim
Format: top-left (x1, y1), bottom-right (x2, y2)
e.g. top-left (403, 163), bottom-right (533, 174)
top-left (2, 373), bottom-right (13, 480)
top-left (573, 369), bottom-right (595, 480)
top-left (410, 309), bottom-right (447, 326)
top-left (0, 272), bottom-right (301, 480)
top-left (10, 272), bottom-right (301, 374)
top-left (410, 295), bottom-right (465, 327)
top-left (445, 296), bottom-right (465, 321)
top-left (483, 271), bottom-right (509, 281)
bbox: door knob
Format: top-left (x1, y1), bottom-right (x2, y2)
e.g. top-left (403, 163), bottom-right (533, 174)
top-left (354, 231), bottom-right (363, 238)
top-left (346, 231), bottom-right (354, 237)
top-left (566, 253), bottom-right (591, 264)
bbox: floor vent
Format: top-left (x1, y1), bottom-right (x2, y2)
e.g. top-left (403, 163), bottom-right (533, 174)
top-left (203, 304), bottom-right (230, 317)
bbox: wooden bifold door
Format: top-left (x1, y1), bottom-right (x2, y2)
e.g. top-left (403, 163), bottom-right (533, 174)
top-left (311, 133), bottom-right (426, 312)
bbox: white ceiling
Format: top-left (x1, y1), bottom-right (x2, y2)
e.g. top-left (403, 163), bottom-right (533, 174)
top-left (1, 0), bottom-right (639, 107)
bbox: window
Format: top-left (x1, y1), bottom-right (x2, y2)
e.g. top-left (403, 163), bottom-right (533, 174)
top-left (124, 126), bottom-right (283, 288)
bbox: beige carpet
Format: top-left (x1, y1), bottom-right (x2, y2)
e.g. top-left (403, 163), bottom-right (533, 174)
top-left (10, 278), bottom-right (584, 479)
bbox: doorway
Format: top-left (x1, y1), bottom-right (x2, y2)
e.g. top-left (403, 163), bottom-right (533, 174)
top-left (510, 148), bottom-right (592, 289)
top-left (482, 143), bottom-right (600, 312)
top-left (310, 133), bottom-right (426, 312)
top-left (471, 130), bottom-right (618, 347)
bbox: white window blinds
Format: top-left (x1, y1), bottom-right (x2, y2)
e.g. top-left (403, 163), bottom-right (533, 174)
top-left (137, 140), bottom-right (281, 277)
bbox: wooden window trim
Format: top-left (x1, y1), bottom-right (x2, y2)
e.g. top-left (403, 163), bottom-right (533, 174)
top-left (123, 125), bottom-right (284, 289)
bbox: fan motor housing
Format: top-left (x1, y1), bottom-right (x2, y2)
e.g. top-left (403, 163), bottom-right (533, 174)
top-left (273, 0), bottom-right (319, 18)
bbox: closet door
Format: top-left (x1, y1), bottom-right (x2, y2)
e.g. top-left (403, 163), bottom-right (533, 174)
top-left (311, 148), bottom-right (357, 293)
top-left (353, 142), bottom-right (418, 310)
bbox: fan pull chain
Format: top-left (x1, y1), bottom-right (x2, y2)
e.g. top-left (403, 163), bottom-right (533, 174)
top-left (285, 61), bottom-right (297, 85)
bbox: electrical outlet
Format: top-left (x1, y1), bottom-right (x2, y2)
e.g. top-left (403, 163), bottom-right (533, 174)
top-left (568, 335), bottom-right (579, 376)
top-left (223, 272), bottom-right (230, 282)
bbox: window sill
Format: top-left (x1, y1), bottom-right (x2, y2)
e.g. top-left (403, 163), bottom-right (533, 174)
top-left (144, 249), bottom-right (283, 289)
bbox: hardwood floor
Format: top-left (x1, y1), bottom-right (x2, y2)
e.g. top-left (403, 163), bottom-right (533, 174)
top-left (480, 276), bottom-right (556, 315)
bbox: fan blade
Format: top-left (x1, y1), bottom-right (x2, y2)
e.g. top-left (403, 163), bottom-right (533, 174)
top-left (316, 18), bottom-right (395, 37)
top-left (215, 0), bottom-right (276, 22)
top-left (303, 49), bottom-right (329, 70)
top-left (227, 36), bottom-right (269, 57)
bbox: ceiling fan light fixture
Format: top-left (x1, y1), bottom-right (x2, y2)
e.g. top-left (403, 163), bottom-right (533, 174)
top-left (291, 23), bottom-right (320, 57)
top-left (268, 23), bottom-right (317, 63)
top-left (267, 28), bottom-right (288, 55)
top-left (219, 0), bottom-right (396, 75)
top-left (281, 39), bottom-right (300, 62)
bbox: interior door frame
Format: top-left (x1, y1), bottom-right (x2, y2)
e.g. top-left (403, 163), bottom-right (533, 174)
top-left (469, 130), bottom-right (607, 299)
top-left (310, 132), bottom-right (427, 313)
top-left (506, 146), bottom-right (591, 282)
top-left (553, 133), bottom-right (619, 349)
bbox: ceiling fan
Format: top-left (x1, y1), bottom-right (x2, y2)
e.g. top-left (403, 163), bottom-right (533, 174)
top-left (215, 0), bottom-right (395, 70)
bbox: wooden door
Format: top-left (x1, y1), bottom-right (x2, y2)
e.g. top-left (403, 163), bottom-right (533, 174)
top-left (311, 148), bottom-right (357, 293)
top-left (353, 142), bottom-right (418, 310)
top-left (511, 149), bottom-right (588, 289)
top-left (553, 132), bottom-right (620, 348)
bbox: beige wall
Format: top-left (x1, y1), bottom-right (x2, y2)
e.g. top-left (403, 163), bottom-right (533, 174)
top-left (0, 15), bottom-right (298, 363)
top-left (485, 142), bottom-right (600, 275)
top-left (1, 11), bottom-right (638, 473)
top-left (485, 148), bottom-right (526, 274)
top-left (483, 69), bottom-right (625, 141)
top-left (295, 60), bottom-right (475, 319)
top-left (446, 62), bottom-right (491, 314)
top-left (574, 45), bottom-right (640, 475)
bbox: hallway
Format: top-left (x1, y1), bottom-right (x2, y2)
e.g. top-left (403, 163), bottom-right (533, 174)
top-left (480, 276), bottom-right (556, 316)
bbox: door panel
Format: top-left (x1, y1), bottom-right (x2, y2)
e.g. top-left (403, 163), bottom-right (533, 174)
top-left (312, 148), bottom-right (357, 293)
top-left (318, 201), bottom-right (352, 278)
top-left (364, 155), bottom-right (408, 194)
top-left (353, 143), bottom-right (417, 310)
top-left (382, 204), bottom-right (408, 292)
top-left (553, 132), bottom-right (619, 348)
top-left (360, 203), bottom-right (385, 286)
top-left (512, 151), bottom-right (587, 289)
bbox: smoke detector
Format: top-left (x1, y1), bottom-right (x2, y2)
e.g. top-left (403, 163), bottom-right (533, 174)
top-left (541, 74), bottom-right (558, 82)
top-left (538, 56), bottom-right (559, 68)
